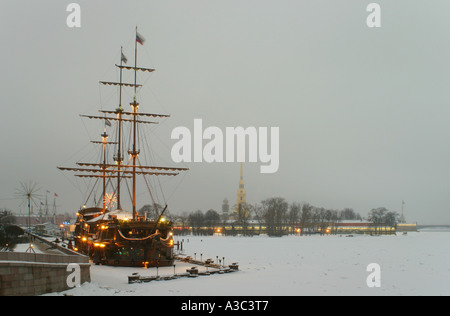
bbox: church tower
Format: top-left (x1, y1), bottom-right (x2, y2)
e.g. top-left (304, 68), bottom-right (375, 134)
top-left (222, 198), bottom-right (230, 219)
top-left (236, 162), bottom-right (246, 211)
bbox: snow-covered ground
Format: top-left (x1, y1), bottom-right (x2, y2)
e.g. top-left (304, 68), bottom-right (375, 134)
top-left (46, 230), bottom-right (449, 296)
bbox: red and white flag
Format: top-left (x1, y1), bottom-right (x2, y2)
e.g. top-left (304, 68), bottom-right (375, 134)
top-left (136, 32), bottom-right (145, 45)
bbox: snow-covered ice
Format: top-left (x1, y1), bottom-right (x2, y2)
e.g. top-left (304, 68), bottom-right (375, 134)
top-left (47, 231), bottom-right (450, 296)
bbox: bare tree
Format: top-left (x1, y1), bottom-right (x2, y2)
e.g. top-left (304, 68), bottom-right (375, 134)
top-left (288, 203), bottom-right (301, 234)
top-left (368, 207), bottom-right (388, 235)
top-left (250, 203), bottom-right (264, 235)
top-left (138, 203), bottom-right (164, 220)
top-left (299, 203), bottom-right (312, 235)
top-left (204, 209), bottom-right (220, 228)
top-left (188, 210), bottom-right (205, 235)
top-left (261, 197), bottom-right (288, 237)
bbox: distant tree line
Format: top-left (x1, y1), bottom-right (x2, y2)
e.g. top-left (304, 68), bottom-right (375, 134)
top-left (139, 199), bottom-right (400, 237)
top-left (367, 207), bottom-right (399, 235)
top-left (185, 209), bottom-right (221, 235)
top-left (171, 197), bottom-right (402, 237)
top-left (255, 198), bottom-right (364, 236)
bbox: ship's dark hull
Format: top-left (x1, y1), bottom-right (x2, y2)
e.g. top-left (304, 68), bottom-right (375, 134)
top-left (72, 207), bottom-right (103, 255)
top-left (92, 240), bottom-right (174, 267)
top-left (91, 219), bottom-right (174, 267)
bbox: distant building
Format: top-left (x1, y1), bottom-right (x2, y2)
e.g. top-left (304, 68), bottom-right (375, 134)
top-left (11, 214), bottom-right (67, 227)
top-left (328, 220), bottom-right (396, 234)
top-left (222, 198), bottom-right (229, 219)
top-left (396, 223), bottom-right (418, 232)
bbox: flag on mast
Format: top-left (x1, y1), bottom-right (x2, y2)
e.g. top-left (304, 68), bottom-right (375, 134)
top-left (136, 31), bottom-right (145, 45)
top-left (121, 51), bottom-right (128, 64)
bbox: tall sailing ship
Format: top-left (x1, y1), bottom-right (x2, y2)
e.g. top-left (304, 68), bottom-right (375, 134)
top-left (58, 28), bottom-right (188, 267)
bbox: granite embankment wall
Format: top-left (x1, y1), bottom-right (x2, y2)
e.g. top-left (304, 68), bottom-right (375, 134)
top-left (0, 252), bottom-right (90, 296)
top-left (0, 238), bottom-right (90, 296)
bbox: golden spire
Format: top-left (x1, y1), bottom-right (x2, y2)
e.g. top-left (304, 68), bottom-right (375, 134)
top-left (236, 162), bottom-right (246, 211)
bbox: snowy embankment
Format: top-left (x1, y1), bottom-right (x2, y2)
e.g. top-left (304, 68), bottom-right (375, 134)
top-left (48, 231), bottom-right (450, 296)
top-left (13, 243), bottom-right (44, 254)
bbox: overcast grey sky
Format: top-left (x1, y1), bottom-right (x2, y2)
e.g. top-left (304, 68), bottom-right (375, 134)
top-left (1, 0), bottom-right (450, 225)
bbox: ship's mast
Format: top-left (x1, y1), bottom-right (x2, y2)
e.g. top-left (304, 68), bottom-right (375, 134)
top-left (130, 26), bottom-right (139, 220)
top-left (58, 29), bottom-right (189, 217)
top-left (101, 129), bottom-right (108, 212)
top-left (89, 128), bottom-right (117, 213)
top-left (45, 192), bottom-right (49, 220)
top-left (52, 196), bottom-right (57, 225)
top-left (115, 47), bottom-right (125, 210)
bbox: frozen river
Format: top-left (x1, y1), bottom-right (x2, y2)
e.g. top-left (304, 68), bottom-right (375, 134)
top-left (50, 230), bottom-right (450, 296)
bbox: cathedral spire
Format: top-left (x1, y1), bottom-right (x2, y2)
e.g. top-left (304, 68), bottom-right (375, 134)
top-left (237, 162), bottom-right (246, 211)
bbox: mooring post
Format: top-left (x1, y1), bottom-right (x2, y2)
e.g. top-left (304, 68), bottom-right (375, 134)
top-left (156, 260), bottom-right (159, 277)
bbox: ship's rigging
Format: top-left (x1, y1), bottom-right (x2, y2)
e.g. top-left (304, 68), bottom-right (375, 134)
top-left (57, 28), bottom-right (188, 266)
top-left (59, 27), bottom-right (188, 217)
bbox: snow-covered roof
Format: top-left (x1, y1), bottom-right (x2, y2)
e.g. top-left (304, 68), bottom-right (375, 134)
top-left (87, 209), bottom-right (133, 223)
